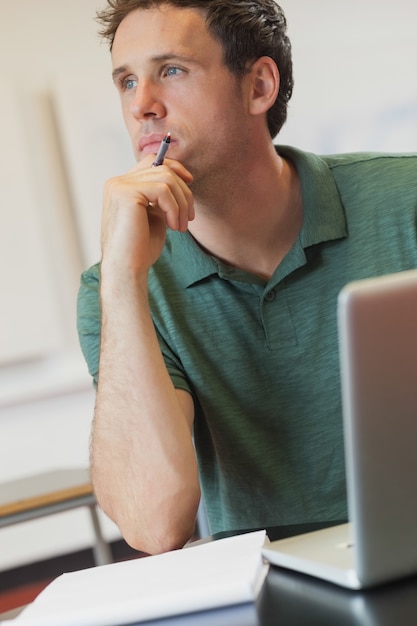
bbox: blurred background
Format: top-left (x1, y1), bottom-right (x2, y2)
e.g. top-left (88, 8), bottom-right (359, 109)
top-left (0, 0), bottom-right (416, 573)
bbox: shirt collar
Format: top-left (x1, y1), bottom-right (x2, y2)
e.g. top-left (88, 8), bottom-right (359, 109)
top-left (278, 145), bottom-right (347, 248)
top-left (166, 145), bottom-right (348, 288)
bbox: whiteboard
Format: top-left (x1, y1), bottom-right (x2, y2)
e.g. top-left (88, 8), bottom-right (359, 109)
top-left (0, 89), bottom-right (64, 365)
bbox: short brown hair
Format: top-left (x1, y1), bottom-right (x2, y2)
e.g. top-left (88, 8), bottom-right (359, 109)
top-left (97, 0), bottom-right (294, 137)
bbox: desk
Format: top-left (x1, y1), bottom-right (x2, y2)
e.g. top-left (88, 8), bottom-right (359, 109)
top-left (257, 565), bottom-right (417, 626)
top-left (2, 524), bottom-right (417, 625)
top-left (0, 468), bottom-right (112, 567)
top-left (130, 524), bottom-right (417, 626)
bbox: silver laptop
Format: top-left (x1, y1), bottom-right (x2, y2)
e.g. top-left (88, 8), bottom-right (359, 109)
top-left (262, 269), bottom-right (417, 589)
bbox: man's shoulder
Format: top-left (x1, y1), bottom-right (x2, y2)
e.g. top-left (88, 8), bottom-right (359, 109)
top-left (322, 151), bottom-right (417, 204)
top-left (322, 150), bottom-right (417, 172)
top-left (278, 145), bottom-right (416, 190)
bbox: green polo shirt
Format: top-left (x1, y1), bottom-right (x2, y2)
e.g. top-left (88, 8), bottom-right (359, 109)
top-left (77, 146), bottom-right (417, 535)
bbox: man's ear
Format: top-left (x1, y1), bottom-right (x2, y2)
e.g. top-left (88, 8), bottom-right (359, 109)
top-left (247, 56), bottom-right (279, 116)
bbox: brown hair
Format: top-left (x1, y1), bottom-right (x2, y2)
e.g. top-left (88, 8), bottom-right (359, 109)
top-left (97, 0), bottom-right (294, 137)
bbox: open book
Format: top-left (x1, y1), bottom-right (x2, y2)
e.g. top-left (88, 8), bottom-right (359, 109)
top-left (2, 530), bottom-right (268, 625)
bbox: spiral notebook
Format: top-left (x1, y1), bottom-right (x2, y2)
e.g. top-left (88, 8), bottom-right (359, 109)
top-left (262, 269), bottom-right (417, 589)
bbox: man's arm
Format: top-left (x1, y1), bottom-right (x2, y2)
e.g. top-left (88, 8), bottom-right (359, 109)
top-left (91, 158), bottom-right (200, 555)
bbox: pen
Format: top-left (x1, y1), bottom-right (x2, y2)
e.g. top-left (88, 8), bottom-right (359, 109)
top-left (152, 133), bottom-right (171, 166)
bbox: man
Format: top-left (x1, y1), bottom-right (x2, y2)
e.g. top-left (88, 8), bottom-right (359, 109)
top-left (77, 0), bottom-right (417, 555)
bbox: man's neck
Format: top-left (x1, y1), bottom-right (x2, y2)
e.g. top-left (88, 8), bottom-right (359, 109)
top-left (188, 148), bottom-right (303, 281)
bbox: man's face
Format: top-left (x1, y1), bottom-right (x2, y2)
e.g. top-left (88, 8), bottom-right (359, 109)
top-left (111, 5), bottom-right (251, 181)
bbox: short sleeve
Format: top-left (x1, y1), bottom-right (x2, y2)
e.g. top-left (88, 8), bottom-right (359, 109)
top-left (77, 263), bottom-right (101, 387)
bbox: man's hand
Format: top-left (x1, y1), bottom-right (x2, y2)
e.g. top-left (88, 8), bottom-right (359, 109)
top-left (100, 156), bottom-right (194, 275)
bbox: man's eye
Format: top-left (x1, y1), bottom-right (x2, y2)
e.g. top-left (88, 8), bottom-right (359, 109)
top-left (165, 66), bottom-right (182, 77)
top-left (123, 77), bottom-right (137, 90)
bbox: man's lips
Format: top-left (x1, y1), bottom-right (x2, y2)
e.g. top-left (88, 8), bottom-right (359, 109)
top-left (138, 134), bottom-right (168, 154)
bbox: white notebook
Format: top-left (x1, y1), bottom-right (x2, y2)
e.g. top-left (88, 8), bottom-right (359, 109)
top-left (262, 269), bottom-right (417, 589)
top-left (2, 530), bottom-right (268, 626)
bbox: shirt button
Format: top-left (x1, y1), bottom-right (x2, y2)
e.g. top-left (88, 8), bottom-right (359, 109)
top-left (265, 289), bottom-right (276, 302)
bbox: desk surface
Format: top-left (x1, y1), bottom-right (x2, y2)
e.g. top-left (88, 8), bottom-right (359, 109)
top-left (258, 564), bottom-right (417, 626)
top-left (0, 468), bottom-right (92, 517)
top-left (134, 524), bottom-right (417, 626)
top-left (126, 563), bottom-right (417, 626)
top-left (3, 523), bottom-right (417, 625)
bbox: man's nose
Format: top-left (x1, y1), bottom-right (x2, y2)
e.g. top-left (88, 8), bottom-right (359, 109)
top-left (130, 80), bottom-right (166, 120)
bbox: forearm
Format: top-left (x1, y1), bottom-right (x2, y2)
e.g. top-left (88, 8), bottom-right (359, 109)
top-left (91, 271), bottom-right (200, 555)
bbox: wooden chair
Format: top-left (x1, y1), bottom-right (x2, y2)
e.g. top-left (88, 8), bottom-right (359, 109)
top-left (0, 468), bottom-right (112, 567)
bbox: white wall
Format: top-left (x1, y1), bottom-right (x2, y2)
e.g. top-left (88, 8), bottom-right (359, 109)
top-left (0, 0), bottom-right (416, 571)
top-left (279, 0), bottom-right (417, 152)
top-left (0, 0), bottom-right (123, 571)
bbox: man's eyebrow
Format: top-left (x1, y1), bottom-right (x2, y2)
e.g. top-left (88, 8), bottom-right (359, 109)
top-left (112, 66), bottom-right (127, 82)
top-left (112, 54), bottom-right (198, 82)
